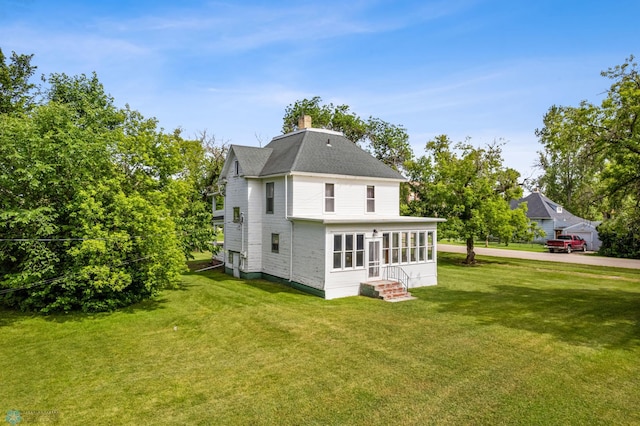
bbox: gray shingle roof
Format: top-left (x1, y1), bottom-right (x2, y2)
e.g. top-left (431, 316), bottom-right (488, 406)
top-left (230, 145), bottom-right (272, 176)
top-left (230, 129), bottom-right (405, 180)
top-left (510, 191), bottom-right (583, 225)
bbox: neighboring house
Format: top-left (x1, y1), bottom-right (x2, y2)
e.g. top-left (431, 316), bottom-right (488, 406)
top-left (510, 190), bottom-right (601, 251)
top-left (215, 117), bottom-right (443, 299)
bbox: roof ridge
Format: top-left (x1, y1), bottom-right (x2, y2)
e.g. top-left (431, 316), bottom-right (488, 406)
top-left (289, 131), bottom-right (311, 172)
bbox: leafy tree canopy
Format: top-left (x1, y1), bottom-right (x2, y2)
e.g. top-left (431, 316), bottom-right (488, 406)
top-left (282, 96), bottom-right (413, 172)
top-left (406, 136), bottom-right (536, 264)
top-left (535, 56), bottom-right (640, 257)
top-left (0, 48), bottom-right (38, 115)
top-left (0, 60), bottom-right (220, 312)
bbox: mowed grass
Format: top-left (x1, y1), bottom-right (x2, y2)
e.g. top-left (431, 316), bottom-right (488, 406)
top-left (1, 253), bottom-right (639, 425)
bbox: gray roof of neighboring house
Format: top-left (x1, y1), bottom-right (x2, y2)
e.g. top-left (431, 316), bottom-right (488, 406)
top-left (227, 128), bottom-right (405, 180)
top-left (510, 191), bottom-right (584, 226)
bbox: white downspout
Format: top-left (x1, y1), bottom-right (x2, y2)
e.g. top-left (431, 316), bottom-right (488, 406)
top-left (286, 174), bottom-right (293, 281)
top-left (240, 213), bottom-right (242, 258)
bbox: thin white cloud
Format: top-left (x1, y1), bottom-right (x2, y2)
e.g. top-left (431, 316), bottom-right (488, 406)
top-left (81, 0), bottom-right (475, 54)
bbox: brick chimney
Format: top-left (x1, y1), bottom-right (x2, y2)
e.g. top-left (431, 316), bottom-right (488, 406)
top-left (298, 114), bottom-right (312, 129)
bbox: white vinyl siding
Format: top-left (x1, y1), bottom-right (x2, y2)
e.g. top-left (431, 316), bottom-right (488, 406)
top-left (291, 221), bottom-right (326, 290)
top-left (261, 177), bottom-right (288, 277)
top-left (290, 175), bottom-right (400, 217)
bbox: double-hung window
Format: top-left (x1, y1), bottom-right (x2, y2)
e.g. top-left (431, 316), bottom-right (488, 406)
top-left (325, 183), bottom-right (335, 213)
top-left (366, 185), bottom-right (375, 212)
top-left (271, 233), bottom-right (279, 253)
top-left (266, 182), bottom-right (274, 214)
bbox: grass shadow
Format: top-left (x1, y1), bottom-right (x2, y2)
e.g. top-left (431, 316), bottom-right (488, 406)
top-left (241, 278), bottom-right (314, 297)
top-left (0, 295), bottom-right (170, 326)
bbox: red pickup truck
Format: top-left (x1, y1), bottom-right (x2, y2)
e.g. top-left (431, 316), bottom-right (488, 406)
top-left (546, 235), bottom-right (587, 253)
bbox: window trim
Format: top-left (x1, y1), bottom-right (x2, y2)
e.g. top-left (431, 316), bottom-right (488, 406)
top-left (266, 182), bottom-right (274, 214)
top-left (324, 183), bottom-right (335, 213)
top-left (366, 185), bottom-right (375, 213)
top-left (382, 231), bottom-right (435, 265)
top-left (332, 232), bottom-right (365, 270)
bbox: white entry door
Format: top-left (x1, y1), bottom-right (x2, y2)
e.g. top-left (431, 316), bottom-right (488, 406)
top-left (368, 240), bottom-right (381, 279)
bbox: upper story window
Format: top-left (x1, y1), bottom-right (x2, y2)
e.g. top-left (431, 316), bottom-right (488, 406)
top-left (266, 182), bottom-right (274, 214)
top-left (325, 183), bottom-right (335, 213)
top-left (366, 185), bottom-right (375, 213)
top-left (233, 207), bottom-right (240, 223)
top-left (234, 160), bottom-right (239, 176)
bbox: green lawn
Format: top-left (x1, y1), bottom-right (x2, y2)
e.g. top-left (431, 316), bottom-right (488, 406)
top-left (1, 253), bottom-right (639, 425)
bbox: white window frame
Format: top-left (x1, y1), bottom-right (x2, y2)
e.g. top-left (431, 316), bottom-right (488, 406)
top-left (324, 183), bottom-right (335, 213)
top-left (266, 182), bottom-right (274, 214)
top-left (332, 233), bottom-right (365, 270)
top-left (366, 185), bottom-right (375, 213)
top-left (382, 231), bottom-right (435, 265)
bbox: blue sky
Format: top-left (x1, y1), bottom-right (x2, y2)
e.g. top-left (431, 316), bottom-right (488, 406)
top-left (1, 0), bottom-right (639, 179)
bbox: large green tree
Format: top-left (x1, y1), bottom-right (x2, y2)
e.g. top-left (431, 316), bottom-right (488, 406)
top-left (406, 136), bottom-right (533, 264)
top-left (282, 97), bottom-right (413, 172)
top-left (283, 96), bottom-right (368, 144)
top-left (0, 70), bottom-right (215, 312)
top-left (535, 56), bottom-right (640, 257)
top-left (534, 103), bottom-right (604, 219)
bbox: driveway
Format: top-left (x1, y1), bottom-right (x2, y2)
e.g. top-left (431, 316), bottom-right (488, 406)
top-left (438, 244), bottom-right (640, 270)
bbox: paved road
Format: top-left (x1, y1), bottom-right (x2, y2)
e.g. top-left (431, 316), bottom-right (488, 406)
top-left (438, 244), bottom-right (640, 270)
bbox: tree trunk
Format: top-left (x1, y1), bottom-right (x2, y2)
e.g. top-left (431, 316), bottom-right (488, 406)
top-left (465, 237), bottom-right (476, 264)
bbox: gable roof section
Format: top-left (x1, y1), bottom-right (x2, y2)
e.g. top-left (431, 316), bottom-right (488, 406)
top-left (225, 128), bottom-right (405, 181)
top-left (222, 145), bottom-right (272, 178)
top-left (510, 191), bottom-right (583, 225)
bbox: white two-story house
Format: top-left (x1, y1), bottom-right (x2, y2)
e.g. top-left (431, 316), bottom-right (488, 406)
top-left (217, 118), bottom-right (443, 299)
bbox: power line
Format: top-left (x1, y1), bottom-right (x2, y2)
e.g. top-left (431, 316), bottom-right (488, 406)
top-left (0, 238), bottom-right (108, 242)
top-left (0, 255), bottom-right (152, 295)
top-left (0, 230), bottom-right (218, 243)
